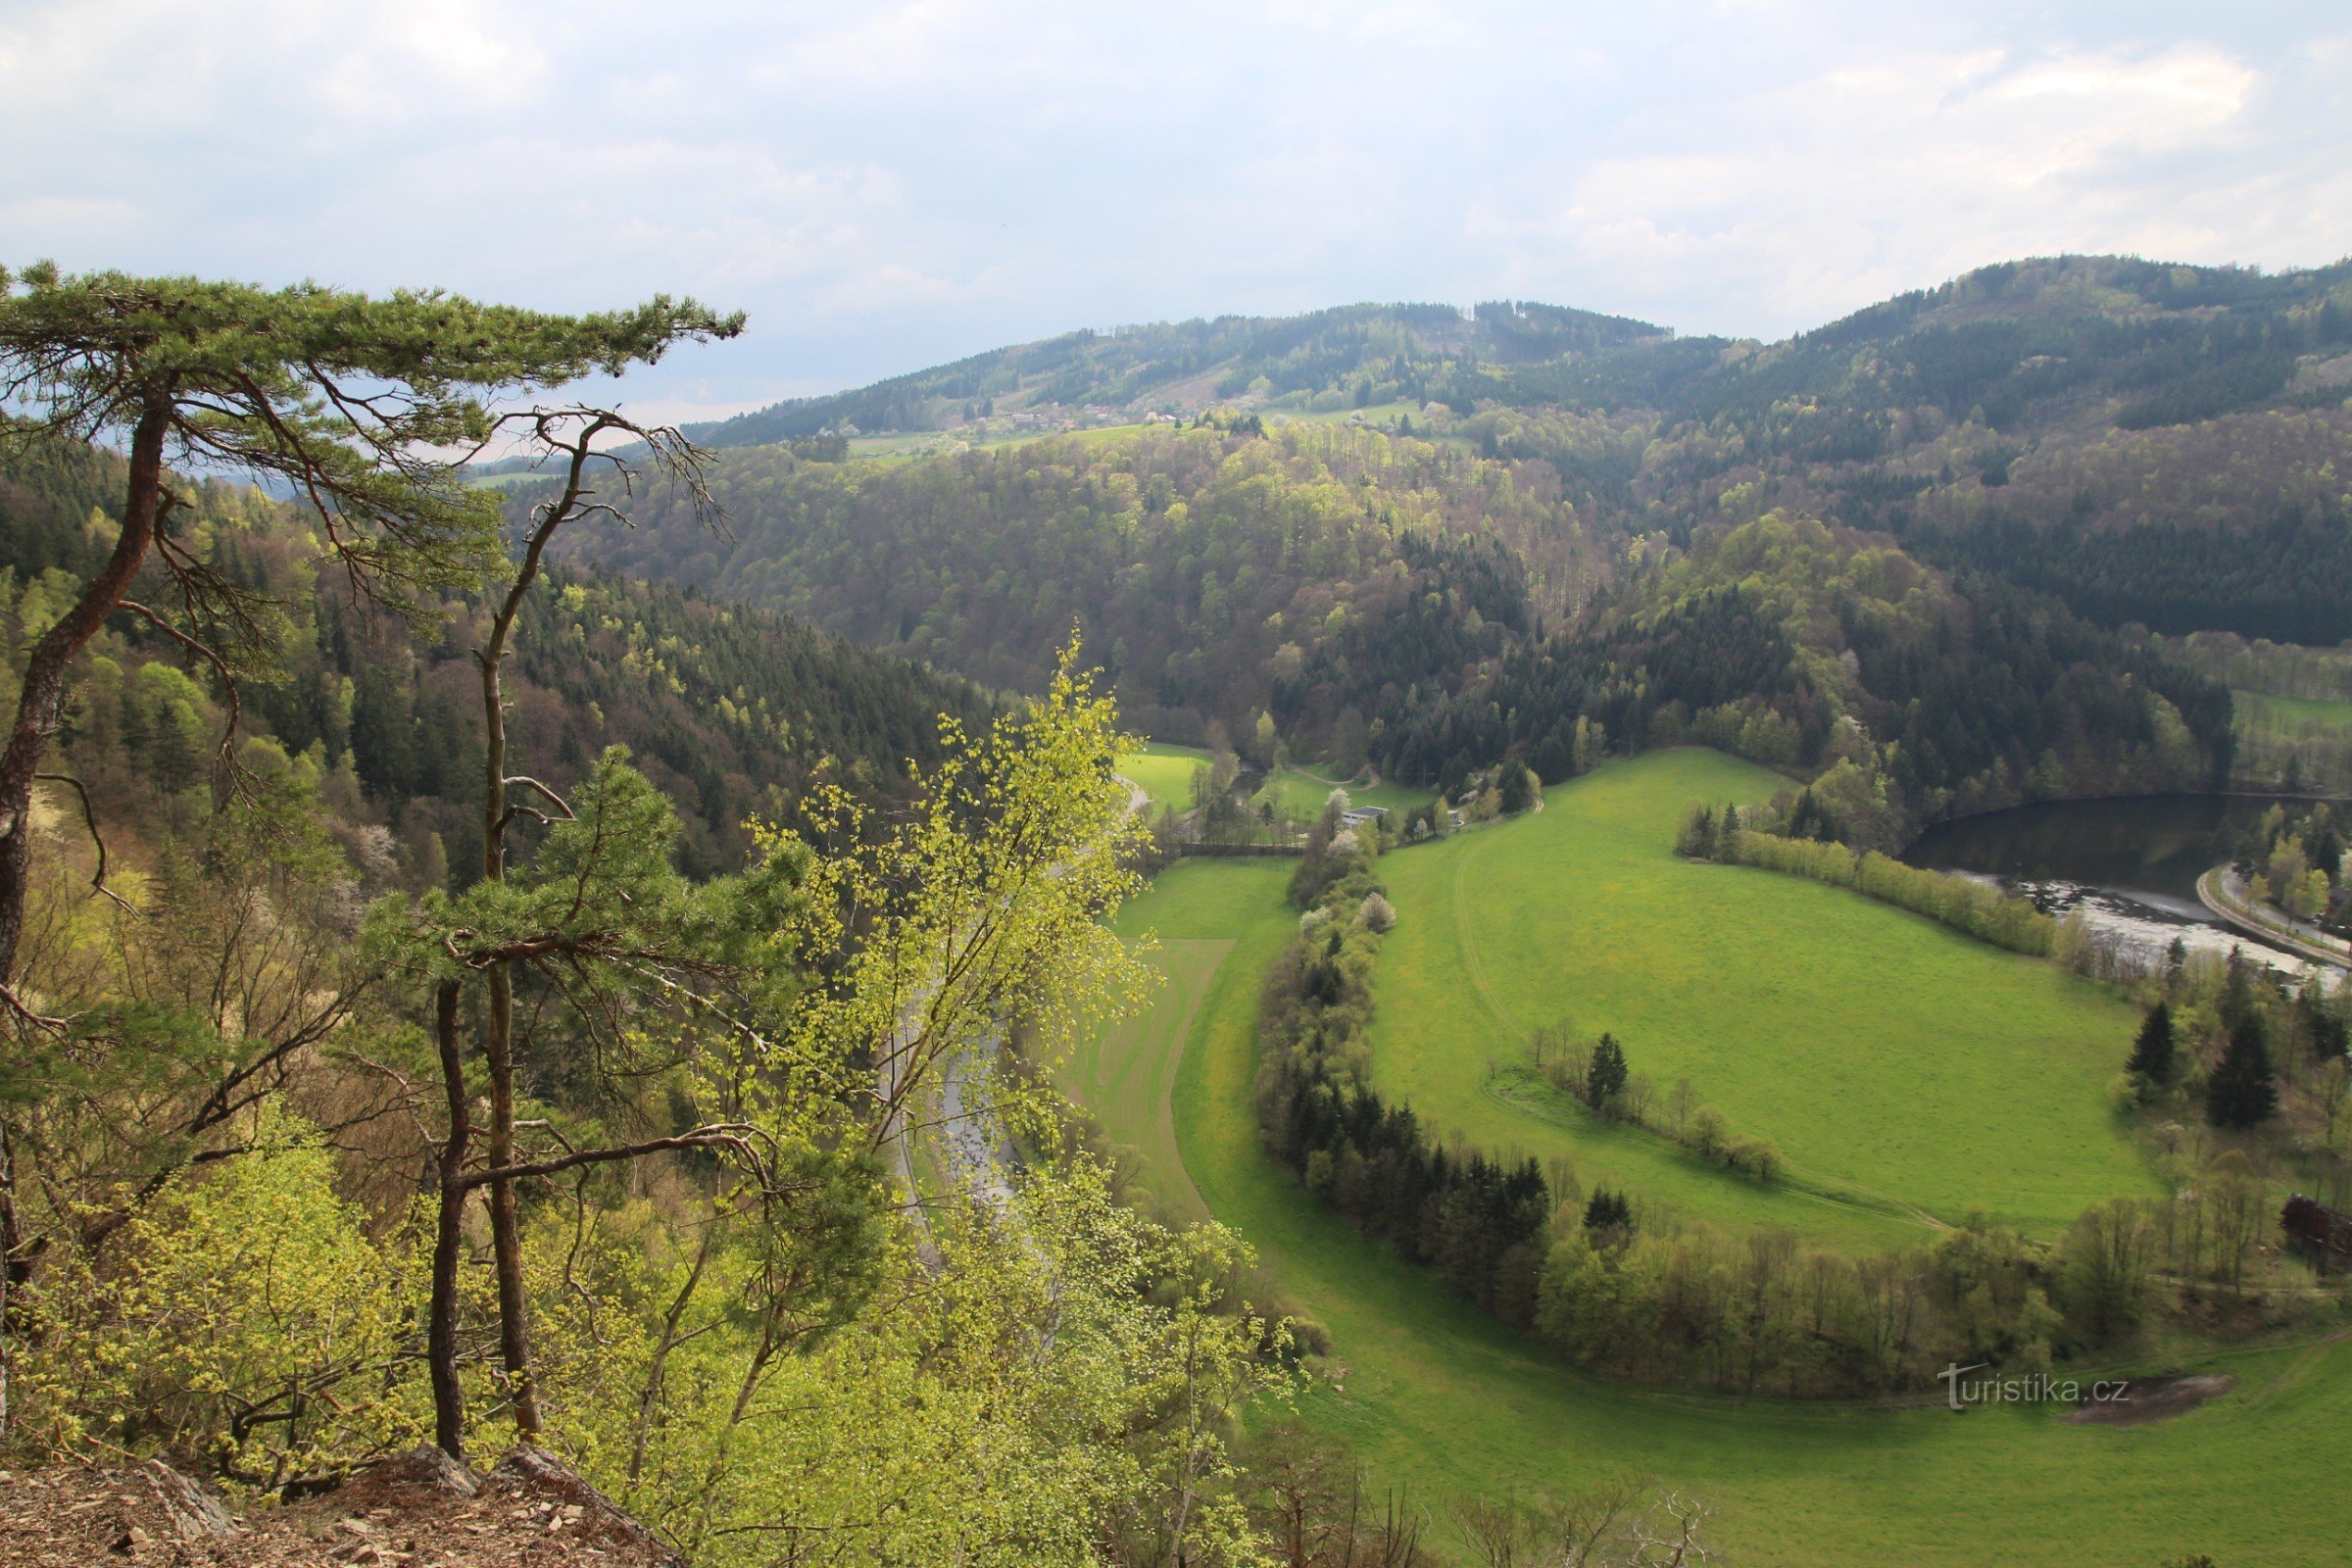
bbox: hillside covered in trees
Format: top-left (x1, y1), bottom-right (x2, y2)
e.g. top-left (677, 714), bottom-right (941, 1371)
top-left (1376, 514), bottom-right (2235, 836)
top-left (690, 299), bottom-right (1672, 447)
top-left (645, 255), bottom-right (2352, 660)
top-left (0, 270), bottom-right (1376, 1568)
top-left (564, 401), bottom-right (2248, 836)
top-left (0, 428), bottom-right (998, 882)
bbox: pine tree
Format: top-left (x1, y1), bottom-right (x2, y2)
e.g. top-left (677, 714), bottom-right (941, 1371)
top-left (2205, 1017), bottom-right (2279, 1129)
top-left (1586, 1033), bottom-right (1629, 1111)
top-left (2127, 1003), bottom-right (2176, 1085)
top-left (1583, 1188), bottom-right (1633, 1235)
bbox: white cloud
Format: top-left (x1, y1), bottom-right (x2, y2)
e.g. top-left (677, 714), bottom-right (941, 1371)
top-left (3, 3), bottom-right (2347, 401)
top-left (1481, 41), bottom-right (2342, 335)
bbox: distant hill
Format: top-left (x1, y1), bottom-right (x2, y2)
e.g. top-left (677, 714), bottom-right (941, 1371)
top-left (549, 253), bottom-right (2348, 818)
top-left (680, 257), bottom-right (2352, 643)
top-left (689, 300), bottom-right (1672, 447)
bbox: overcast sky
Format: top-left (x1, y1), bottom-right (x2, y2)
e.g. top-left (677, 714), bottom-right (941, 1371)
top-left (5, 1), bottom-right (2348, 422)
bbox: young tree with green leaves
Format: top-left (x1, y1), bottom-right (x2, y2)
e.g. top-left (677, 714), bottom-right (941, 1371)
top-left (0, 262), bottom-right (738, 1455)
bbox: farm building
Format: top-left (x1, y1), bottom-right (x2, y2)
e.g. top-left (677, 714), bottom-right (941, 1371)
top-left (2281, 1194), bottom-right (2352, 1272)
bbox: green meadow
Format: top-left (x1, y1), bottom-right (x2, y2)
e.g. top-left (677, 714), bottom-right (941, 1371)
top-left (1258, 764), bottom-right (1434, 823)
top-left (1116, 742), bottom-right (1211, 813)
top-left (2233, 687), bottom-right (2352, 730)
top-left (1073, 855), bottom-right (2352, 1567)
top-left (1370, 750), bottom-right (2158, 1243)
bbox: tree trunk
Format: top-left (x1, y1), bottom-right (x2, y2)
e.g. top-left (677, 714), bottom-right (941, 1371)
top-left (476, 522), bottom-right (548, 1442)
top-left (428, 978), bottom-right (471, 1460)
top-left (478, 627), bottom-right (543, 1438)
top-left (0, 400), bottom-right (170, 984)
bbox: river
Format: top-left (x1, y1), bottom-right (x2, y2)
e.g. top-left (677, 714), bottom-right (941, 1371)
top-left (1902, 793), bottom-right (2343, 979)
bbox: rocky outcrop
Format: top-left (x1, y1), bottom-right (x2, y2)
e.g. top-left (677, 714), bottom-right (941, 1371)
top-left (0, 1446), bottom-right (680, 1567)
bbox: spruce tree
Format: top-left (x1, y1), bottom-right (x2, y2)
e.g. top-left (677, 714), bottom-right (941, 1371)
top-left (1586, 1033), bottom-right (1630, 1111)
top-left (1583, 1188), bottom-right (1633, 1235)
top-left (2205, 1017), bottom-right (2279, 1129)
top-left (2127, 1003), bottom-right (2176, 1085)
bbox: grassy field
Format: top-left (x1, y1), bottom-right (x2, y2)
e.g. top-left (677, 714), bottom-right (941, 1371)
top-left (1257, 764), bottom-right (1435, 823)
top-left (1368, 751), bottom-right (2158, 1244)
top-left (1073, 857), bottom-right (2352, 1566)
top-left (2234, 687), bottom-right (2352, 729)
top-left (1117, 742), bottom-right (1211, 813)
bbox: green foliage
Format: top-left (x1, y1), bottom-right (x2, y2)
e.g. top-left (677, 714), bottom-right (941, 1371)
top-left (14, 1106), bottom-right (428, 1484)
top-left (1715, 825), bottom-right (2058, 956)
top-left (1079, 857), bottom-right (2352, 1567)
top-left (565, 421), bottom-right (1549, 757)
top-left (1396, 514), bottom-right (2230, 831)
top-left (0, 267), bottom-right (737, 623)
top-left (1368, 751), bottom-right (2154, 1247)
top-left (2128, 1003), bottom-right (2178, 1087)
top-left (1584, 1034), bottom-right (1628, 1111)
top-left (2205, 1018), bottom-right (2279, 1129)
top-left (0, 435), bottom-right (1000, 881)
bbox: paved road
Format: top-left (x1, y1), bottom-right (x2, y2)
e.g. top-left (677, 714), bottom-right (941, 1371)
top-left (878, 771), bottom-right (1152, 1259)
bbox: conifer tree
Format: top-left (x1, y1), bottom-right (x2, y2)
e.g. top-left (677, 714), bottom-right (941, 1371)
top-left (2205, 1016), bottom-right (2279, 1129)
top-left (2127, 1002), bottom-right (2176, 1086)
top-left (1586, 1033), bottom-right (1629, 1112)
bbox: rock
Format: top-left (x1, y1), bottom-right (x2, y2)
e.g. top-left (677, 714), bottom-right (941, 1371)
top-left (360, 1446), bottom-right (480, 1498)
top-left (131, 1459), bottom-right (237, 1541)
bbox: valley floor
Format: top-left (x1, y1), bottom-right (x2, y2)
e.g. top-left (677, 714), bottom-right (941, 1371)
top-left (1065, 755), bottom-right (2352, 1566)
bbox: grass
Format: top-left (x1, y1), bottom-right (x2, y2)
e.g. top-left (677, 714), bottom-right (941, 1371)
top-left (2234, 687), bottom-right (2352, 730)
top-left (1369, 750), bottom-right (2159, 1244)
top-left (1116, 742), bottom-right (1211, 814)
top-left (1257, 764), bottom-right (1434, 824)
top-left (1074, 857), bottom-right (2352, 1566)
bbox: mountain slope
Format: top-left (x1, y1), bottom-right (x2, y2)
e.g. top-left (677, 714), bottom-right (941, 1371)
top-left (691, 299), bottom-right (1671, 446)
top-left (0, 432), bottom-right (997, 884)
top-left (684, 255), bottom-right (2352, 643)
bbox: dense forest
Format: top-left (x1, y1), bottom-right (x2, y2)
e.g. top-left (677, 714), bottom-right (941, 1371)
top-left (564, 254), bottom-right (2345, 847)
top-left (557, 421), bottom-right (1578, 753)
top-left (685, 255), bottom-right (2352, 648)
top-left (0, 429), bottom-right (999, 882)
top-left (1372, 514), bottom-right (2234, 834)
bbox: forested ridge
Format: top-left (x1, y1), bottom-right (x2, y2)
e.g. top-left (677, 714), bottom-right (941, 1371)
top-left (1373, 514), bottom-right (2234, 835)
top-left (690, 298), bottom-right (1670, 447)
top-left (558, 420), bottom-right (1572, 754)
top-left (0, 428), bottom-right (999, 882)
top-left (561, 252), bottom-right (2344, 837)
top-left (681, 255), bottom-right (2352, 647)
top-left (564, 408), bottom-right (2236, 834)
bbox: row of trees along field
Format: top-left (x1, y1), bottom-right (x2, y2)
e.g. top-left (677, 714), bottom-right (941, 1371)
top-left (0, 267), bottom-right (1399, 1568)
top-left (2152, 631), bottom-right (2352, 794)
top-left (1254, 801), bottom-right (2352, 1397)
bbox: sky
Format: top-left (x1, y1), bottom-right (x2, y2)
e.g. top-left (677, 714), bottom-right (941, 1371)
top-left (5, 1), bottom-right (2349, 424)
